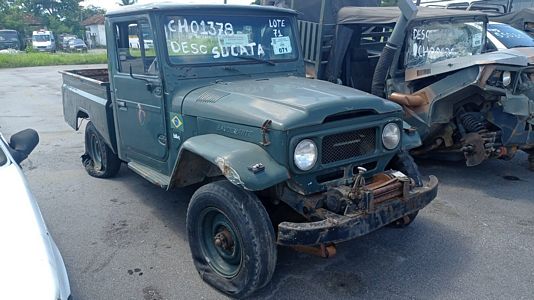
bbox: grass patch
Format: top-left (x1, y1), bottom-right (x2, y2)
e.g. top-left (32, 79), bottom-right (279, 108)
top-left (0, 52), bottom-right (107, 68)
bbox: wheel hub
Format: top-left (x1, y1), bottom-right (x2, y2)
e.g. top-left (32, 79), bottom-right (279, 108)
top-left (198, 208), bottom-right (243, 278)
top-left (214, 228), bottom-right (234, 252)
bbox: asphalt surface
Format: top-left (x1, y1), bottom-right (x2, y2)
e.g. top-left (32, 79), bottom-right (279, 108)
top-left (0, 65), bottom-right (533, 300)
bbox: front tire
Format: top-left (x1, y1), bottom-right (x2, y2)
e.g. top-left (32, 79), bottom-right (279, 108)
top-left (187, 181), bottom-right (277, 298)
top-left (82, 121), bottom-right (121, 178)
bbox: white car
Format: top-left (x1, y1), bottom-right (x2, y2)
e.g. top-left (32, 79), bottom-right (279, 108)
top-left (487, 21), bottom-right (534, 50)
top-left (0, 130), bottom-right (71, 300)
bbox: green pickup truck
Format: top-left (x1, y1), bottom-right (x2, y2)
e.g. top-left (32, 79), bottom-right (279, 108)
top-left (61, 3), bottom-right (438, 298)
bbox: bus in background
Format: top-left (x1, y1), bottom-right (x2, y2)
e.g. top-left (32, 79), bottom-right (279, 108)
top-left (32, 30), bottom-right (56, 53)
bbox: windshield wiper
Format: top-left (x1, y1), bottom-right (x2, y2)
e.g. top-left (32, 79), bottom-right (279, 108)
top-left (235, 55), bottom-right (276, 66)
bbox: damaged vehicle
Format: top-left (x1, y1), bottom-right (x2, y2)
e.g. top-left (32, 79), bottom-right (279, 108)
top-left (60, 3), bottom-right (438, 298)
top-left (293, 0), bottom-right (534, 169)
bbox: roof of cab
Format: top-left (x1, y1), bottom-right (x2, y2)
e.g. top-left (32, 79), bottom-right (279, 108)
top-left (107, 2), bottom-right (296, 17)
top-left (337, 6), bottom-right (488, 25)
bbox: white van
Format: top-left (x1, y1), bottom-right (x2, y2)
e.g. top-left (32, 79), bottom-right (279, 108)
top-left (32, 30), bottom-right (56, 52)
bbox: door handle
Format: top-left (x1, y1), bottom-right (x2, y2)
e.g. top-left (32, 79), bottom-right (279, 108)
top-left (116, 100), bottom-right (127, 111)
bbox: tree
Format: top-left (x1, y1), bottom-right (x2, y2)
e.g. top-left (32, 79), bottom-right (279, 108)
top-left (0, 1), bottom-right (27, 34)
top-left (81, 5), bottom-right (105, 21)
top-left (118, 0), bottom-right (137, 6)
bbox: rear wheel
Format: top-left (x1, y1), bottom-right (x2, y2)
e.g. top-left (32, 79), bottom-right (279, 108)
top-left (187, 181), bottom-right (277, 298)
top-left (82, 121), bottom-right (121, 178)
top-left (387, 151), bottom-right (422, 228)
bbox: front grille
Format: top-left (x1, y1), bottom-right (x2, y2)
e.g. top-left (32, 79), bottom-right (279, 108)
top-left (321, 128), bottom-right (376, 164)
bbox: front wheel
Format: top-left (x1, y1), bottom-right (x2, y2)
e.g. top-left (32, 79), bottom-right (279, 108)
top-left (82, 121), bottom-right (121, 178)
top-left (187, 181), bottom-right (277, 298)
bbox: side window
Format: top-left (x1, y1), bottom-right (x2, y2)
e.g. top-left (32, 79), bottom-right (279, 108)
top-left (114, 19), bottom-right (158, 76)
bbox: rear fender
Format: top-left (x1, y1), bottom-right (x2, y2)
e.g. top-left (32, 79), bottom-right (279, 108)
top-left (171, 134), bottom-right (290, 191)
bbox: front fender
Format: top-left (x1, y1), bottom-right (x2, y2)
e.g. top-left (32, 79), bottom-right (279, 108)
top-left (179, 134), bottom-right (290, 191)
top-left (401, 121), bottom-right (422, 151)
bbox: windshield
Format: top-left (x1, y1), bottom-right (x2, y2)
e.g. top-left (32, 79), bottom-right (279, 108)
top-left (488, 23), bottom-right (534, 48)
top-left (405, 21), bottom-right (485, 68)
top-left (164, 15), bottom-right (297, 65)
top-left (33, 34), bottom-right (50, 42)
top-left (0, 32), bottom-right (18, 42)
top-left (70, 39), bottom-right (84, 45)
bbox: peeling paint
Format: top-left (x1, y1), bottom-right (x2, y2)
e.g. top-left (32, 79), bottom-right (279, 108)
top-left (215, 157), bottom-right (246, 189)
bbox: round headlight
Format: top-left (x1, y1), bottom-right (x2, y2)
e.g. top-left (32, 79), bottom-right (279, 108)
top-left (382, 123), bottom-right (400, 150)
top-left (502, 71), bottom-right (512, 87)
top-left (294, 139), bottom-right (317, 171)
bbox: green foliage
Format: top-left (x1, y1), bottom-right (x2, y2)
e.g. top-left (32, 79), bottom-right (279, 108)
top-left (0, 2), bottom-right (27, 35)
top-left (25, 44), bottom-right (37, 53)
top-left (0, 0), bottom-right (106, 38)
top-left (0, 52), bottom-right (107, 68)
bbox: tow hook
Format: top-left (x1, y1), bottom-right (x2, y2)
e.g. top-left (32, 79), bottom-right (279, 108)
top-left (291, 243), bottom-right (337, 258)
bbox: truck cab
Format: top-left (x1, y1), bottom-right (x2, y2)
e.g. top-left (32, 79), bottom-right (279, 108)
top-left (61, 4), bottom-right (438, 298)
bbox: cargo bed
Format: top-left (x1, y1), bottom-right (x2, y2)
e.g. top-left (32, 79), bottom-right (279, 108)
top-left (60, 68), bottom-right (116, 151)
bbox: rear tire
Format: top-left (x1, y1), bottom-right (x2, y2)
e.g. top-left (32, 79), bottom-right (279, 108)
top-left (187, 181), bottom-right (277, 298)
top-left (387, 151), bottom-right (422, 228)
top-left (82, 121), bottom-right (121, 178)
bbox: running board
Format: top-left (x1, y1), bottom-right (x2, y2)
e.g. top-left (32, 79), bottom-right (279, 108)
top-left (128, 162), bottom-right (170, 189)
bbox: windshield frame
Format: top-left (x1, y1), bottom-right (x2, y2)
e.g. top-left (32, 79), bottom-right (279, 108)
top-left (159, 11), bottom-right (300, 68)
top-left (401, 17), bottom-right (488, 70)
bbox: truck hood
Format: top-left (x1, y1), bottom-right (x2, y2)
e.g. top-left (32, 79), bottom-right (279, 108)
top-left (406, 47), bottom-right (534, 81)
top-left (182, 76), bottom-right (401, 130)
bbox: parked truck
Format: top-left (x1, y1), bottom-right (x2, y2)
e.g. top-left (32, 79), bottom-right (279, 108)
top-left (60, 3), bottom-right (438, 298)
top-left (0, 29), bottom-right (25, 51)
top-left (292, 0), bottom-right (534, 170)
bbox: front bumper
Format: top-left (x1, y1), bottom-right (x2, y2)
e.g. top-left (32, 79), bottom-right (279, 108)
top-left (277, 175), bottom-right (438, 246)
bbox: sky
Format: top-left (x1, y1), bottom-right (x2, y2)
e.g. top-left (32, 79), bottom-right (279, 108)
top-left (81, 0), bottom-right (254, 11)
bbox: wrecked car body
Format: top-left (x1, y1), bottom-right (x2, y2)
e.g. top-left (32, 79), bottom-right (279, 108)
top-left (60, 3), bottom-right (438, 298)
top-left (294, 0), bottom-right (534, 169)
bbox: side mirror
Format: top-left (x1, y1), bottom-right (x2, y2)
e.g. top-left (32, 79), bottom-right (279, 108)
top-left (8, 129), bottom-right (39, 164)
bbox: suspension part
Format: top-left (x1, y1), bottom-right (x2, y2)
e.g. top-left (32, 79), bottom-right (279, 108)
top-left (460, 113), bottom-right (486, 133)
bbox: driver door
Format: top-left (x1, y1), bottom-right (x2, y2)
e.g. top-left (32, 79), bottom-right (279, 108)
top-left (111, 18), bottom-right (167, 164)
